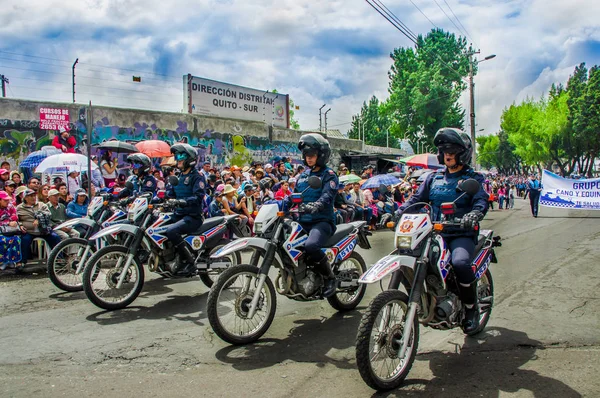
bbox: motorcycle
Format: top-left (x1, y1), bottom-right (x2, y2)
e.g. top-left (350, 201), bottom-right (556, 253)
top-left (205, 176), bottom-right (372, 345)
top-left (355, 178), bottom-right (501, 391)
top-left (47, 193), bottom-right (130, 292)
top-left (81, 187), bottom-right (251, 311)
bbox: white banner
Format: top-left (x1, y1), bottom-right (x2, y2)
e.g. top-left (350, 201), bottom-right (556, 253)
top-left (183, 75), bottom-right (289, 128)
top-left (540, 170), bottom-right (600, 210)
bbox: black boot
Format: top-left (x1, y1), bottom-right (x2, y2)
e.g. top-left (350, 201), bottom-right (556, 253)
top-left (172, 242), bottom-right (196, 276)
top-left (459, 282), bottom-right (480, 334)
top-left (315, 256), bottom-right (337, 298)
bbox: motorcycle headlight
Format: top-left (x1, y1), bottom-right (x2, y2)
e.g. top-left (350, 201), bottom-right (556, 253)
top-left (254, 222), bottom-right (262, 234)
top-left (395, 236), bottom-right (412, 249)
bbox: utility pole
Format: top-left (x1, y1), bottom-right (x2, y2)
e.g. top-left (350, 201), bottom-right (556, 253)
top-left (1, 74), bottom-right (8, 97)
top-left (324, 108), bottom-right (331, 133)
top-left (72, 58), bottom-right (79, 103)
top-left (468, 51), bottom-right (477, 169)
top-left (319, 104), bottom-right (326, 132)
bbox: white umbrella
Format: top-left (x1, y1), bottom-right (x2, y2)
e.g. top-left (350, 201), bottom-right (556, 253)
top-left (35, 153), bottom-right (98, 173)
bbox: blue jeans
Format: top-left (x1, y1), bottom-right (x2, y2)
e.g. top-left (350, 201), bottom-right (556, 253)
top-left (300, 221), bottom-right (334, 263)
top-left (20, 233), bottom-right (61, 264)
top-left (448, 236), bottom-right (476, 284)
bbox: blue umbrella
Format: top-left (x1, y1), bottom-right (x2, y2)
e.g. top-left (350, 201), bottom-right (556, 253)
top-left (19, 147), bottom-right (62, 169)
top-left (361, 174), bottom-right (401, 189)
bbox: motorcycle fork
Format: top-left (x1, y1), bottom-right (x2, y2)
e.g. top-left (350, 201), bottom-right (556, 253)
top-left (116, 214), bottom-right (150, 289)
top-left (247, 224), bottom-right (282, 318)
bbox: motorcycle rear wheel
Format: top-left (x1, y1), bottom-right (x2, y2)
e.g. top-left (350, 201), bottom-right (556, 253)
top-left (199, 242), bottom-right (243, 288)
top-left (356, 290), bottom-right (418, 391)
top-left (328, 251), bottom-right (367, 311)
top-left (206, 264), bottom-right (276, 345)
top-left (47, 238), bottom-right (93, 292)
top-left (82, 245), bottom-right (144, 310)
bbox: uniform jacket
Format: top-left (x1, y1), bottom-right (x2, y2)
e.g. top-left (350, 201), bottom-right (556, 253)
top-left (167, 168), bottom-right (206, 217)
top-left (295, 166), bottom-right (338, 225)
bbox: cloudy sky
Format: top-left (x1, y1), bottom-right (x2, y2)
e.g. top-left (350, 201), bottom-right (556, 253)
top-left (1, 0), bottom-right (600, 138)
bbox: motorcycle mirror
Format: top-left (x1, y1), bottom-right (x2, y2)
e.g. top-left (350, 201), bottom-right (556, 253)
top-left (125, 181), bottom-right (134, 190)
top-left (307, 176), bottom-right (322, 189)
top-left (458, 178), bottom-right (480, 196)
top-left (379, 184), bottom-right (388, 194)
top-left (167, 175), bottom-right (178, 187)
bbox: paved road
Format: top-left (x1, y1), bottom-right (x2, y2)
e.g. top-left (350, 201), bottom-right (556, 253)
top-left (1, 198), bottom-right (598, 397)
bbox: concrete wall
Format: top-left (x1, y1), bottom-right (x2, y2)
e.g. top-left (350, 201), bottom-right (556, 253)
top-left (0, 98), bottom-right (366, 169)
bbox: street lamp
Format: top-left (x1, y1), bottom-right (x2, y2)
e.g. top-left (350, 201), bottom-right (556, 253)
top-left (469, 52), bottom-right (496, 169)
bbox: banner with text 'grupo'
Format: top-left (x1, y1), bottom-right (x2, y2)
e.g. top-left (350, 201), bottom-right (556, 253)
top-left (540, 170), bottom-right (600, 210)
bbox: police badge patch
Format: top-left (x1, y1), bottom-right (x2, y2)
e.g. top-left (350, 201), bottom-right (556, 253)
top-left (330, 181), bottom-right (336, 189)
top-left (199, 181), bottom-right (205, 188)
top-left (184, 177), bottom-right (190, 185)
top-left (146, 181), bottom-right (153, 187)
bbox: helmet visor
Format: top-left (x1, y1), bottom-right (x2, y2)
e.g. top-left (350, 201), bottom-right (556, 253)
top-left (174, 153), bottom-right (189, 161)
top-left (439, 144), bottom-right (463, 155)
top-left (132, 163), bottom-right (144, 169)
top-left (303, 148), bottom-right (318, 157)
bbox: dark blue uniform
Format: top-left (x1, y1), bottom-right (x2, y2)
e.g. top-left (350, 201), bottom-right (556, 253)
top-left (295, 167), bottom-right (338, 262)
top-left (526, 178), bottom-right (542, 217)
top-left (128, 174), bottom-right (157, 194)
top-left (399, 167), bottom-right (489, 284)
top-left (164, 168), bottom-right (206, 246)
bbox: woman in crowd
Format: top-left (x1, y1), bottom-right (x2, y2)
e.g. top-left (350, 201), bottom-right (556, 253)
top-left (4, 180), bottom-right (17, 205)
top-left (37, 184), bottom-right (50, 204)
top-left (11, 171), bottom-right (24, 187)
top-left (14, 185), bottom-right (27, 206)
top-left (99, 150), bottom-right (118, 186)
top-left (274, 180), bottom-right (292, 200)
top-left (0, 190), bottom-right (23, 269)
top-left (221, 184), bottom-right (241, 216)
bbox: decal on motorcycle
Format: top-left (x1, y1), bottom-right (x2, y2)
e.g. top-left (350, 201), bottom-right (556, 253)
top-left (399, 220), bottom-right (414, 233)
top-left (475, 255), bottom-right (491, 279)
top-left (376, 261), bottom-right (399, 279)
top-left (337, 239), bottom-right (357, 261)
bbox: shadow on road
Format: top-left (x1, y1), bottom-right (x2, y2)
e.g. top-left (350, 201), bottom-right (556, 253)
top-left (214, 310), bottom-right (363, 371)
top-left (371, 327), bottom-right (582, 398)
top-left (85, 292), bottom-right (208, 326)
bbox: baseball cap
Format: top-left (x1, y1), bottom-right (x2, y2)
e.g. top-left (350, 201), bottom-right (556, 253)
top-left (288, 177), bottom-right (296, 184)
top-left (48, 189), bottom-right (60, 196)
top-left (265, 163), bottom-right (273, 169)
top-left (0, 191), bottom-right (10, 200)
top-left (76, 188), bottom-right (88, 197)
top-left (5, 180), bottom-right (16, 187)
top-left (15, 186), bottom-right (27, 197)
top-left (24, 188), bottom-right (36, 196)
top-left (0, 168), bottom-right (8, 175)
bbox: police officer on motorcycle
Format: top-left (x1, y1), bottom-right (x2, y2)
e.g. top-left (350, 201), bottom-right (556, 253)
top-left (164, 143), bottom-right (206, 276)
top-left (119, 153), bottom-right (157, 197)
top-left (397, 128), bottom-right (489, 333)
top-left (295, 133), bottom-right (339, 297)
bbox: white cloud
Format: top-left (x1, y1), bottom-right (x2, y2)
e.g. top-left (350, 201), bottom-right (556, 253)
top-left (1, 0), bottom-right (600, 138)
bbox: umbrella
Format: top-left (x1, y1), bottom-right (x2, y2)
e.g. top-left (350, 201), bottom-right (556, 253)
top-left (19, 146), bottom-right (63, 169)
top-left (35, 153), bottom-right (98, 173)
top-left (409, 168), bottom-right (432, 179)
top-left (388, 171), bottom-right (405, 178)
top-left (361, 174), bottom-right (401, 189)
top-left (339, 174), bottom-right (361, 184)
top-left (135, 140), bottom-right (171, 158)
top-left (96, 140), bottom-right (137, 153)
top-left (401, 153), bottom-right (443, 169)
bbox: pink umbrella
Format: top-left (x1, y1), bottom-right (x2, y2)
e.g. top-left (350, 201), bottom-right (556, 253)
top-left (403, 153), bottom-right (443, 169)
top-left (135, 140), bottom-right (171, 158)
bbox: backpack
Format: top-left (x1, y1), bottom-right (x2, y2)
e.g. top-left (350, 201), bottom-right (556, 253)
top-left (34, 210), bottom-right (53, 235)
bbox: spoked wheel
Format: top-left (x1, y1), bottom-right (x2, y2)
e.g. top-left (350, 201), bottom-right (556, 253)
top-left (47, 238), bottom-right (94, 292)
top-left (206, 264), bottom-right (276, 345)
top-left (465, 268), bottom-right (494, 336)
top-left (199, 243), bottom-right (243, 288)
top-left (328, 251), bottom-right (367, 311)
top-left (356, 290), bottom-right (419, 391)
top-left (82, 245), bottom-right (144, 311)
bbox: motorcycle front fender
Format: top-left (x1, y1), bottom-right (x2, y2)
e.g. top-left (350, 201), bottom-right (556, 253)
top-left (55, 218), bottom-right (96, 231)
top-left (89, 223), bottom-right (140, 241)
top-left (359, 255), bottom-right (416, 284)
top-left (210, 237), bottom-right (269, 259)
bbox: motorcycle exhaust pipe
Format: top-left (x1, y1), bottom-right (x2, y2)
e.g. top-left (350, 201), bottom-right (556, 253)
top-left (434, 298), bottom-right (456, 319)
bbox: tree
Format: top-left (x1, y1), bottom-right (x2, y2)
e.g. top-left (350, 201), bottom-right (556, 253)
top-left (383, 28), bottom-right (471, 150)
top-left (348, 96), bottom-right (400, 148)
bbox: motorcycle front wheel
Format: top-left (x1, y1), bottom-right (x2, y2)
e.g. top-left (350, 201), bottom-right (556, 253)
top-left (82, 245), bottom-right (144, 310)
top-left (355, 290), bottom-right (418, 391)
top-left (206, 264), bottom-right (276, 345)
top-left (47, 238), bottom-right (93, 292)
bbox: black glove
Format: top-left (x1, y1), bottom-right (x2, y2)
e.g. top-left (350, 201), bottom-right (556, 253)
top-left (300, 202), bottom-right (321, 214)
top-left (461, 210), bottom-right (483, 229)
top-left (176, 199), bottom-right (187, 207)
top-left (167, 199), bottom-right (187, 208)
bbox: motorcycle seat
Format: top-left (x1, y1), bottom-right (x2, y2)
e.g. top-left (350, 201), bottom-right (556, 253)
top-left (323, 224), bottom-right (356, 248)
top-left (195, 217), bottom-right (224, 235)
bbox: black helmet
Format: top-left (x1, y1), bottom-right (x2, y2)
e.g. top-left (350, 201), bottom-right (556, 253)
top-left (298, 133), bottom-right (331, 168)
top-left (126, 153), bottom-right (152, 175)
top-left (171, 143), bottom-right (198, 170)
top-left (433, 127), bottom-right (472, 166)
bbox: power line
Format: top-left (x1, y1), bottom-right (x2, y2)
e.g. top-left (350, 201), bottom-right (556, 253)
top-left (408, 0), bottom-right (438, 29)
top-left (432, 0), bottom-right (466, 38)
top-left (365, 0), bottom-right (417, 45)
top-left (371, 0), bottom-right (418, 43)
top-left (442, 0), bottom-right (478, 47)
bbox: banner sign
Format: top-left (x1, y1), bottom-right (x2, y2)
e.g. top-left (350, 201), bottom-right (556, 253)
top-left (540, 170), bottom-right (600, 210)
top-left (39, 107), bottom-right (70, 130)
top-left (183, 74), bottom-right (289, 128)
